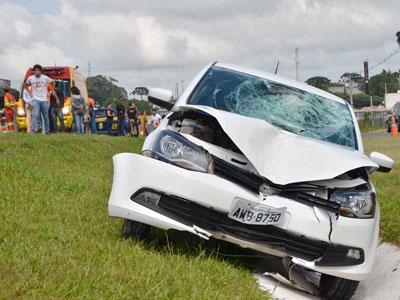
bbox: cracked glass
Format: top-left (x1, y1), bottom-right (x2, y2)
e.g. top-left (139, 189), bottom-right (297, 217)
top-left (188, 66), bottom-right (357, 149)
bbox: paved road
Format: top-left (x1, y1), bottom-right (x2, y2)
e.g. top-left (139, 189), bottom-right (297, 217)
top-left (255, 243), bottom-right (400, 300)
top-left (362, 129), bottom-right (387, 137)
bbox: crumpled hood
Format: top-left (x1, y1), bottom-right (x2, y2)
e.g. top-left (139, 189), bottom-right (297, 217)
top-left (178, 105), bottom-right (378, 185)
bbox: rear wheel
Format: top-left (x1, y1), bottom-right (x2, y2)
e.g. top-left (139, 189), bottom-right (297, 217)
top-left (121, 219), bottom-right (150, 240)
top-left (319, 274), bottom-right (359, 300)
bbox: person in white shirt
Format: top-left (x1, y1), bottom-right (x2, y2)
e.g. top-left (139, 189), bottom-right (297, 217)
top-left (150, 108), bottom-right (162, 127)
top-left (22, 82), bottom-right (33, 133)
top-left (26, 64), bottom-right (53, 133)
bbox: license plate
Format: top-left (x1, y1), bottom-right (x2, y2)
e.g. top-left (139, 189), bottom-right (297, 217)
top-left (228, 199), bottom-right (286, 225)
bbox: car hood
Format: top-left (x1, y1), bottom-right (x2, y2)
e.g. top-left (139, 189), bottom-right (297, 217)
top-left (177, 105), bottom-right (378, 185)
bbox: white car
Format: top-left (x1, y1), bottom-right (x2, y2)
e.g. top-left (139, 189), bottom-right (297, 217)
top-left (109, 62), bottom-right (394, 299)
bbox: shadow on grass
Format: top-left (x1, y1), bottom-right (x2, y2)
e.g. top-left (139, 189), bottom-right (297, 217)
top-left (135, 227), bottom-right (263, 271)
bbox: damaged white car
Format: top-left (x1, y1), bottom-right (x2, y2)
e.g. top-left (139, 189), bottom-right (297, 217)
top-left (109, 62), bottom-right (394, 299)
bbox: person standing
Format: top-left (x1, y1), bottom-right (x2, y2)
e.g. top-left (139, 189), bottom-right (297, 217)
top-left (127, 102), bottom-right (138, 137)
top-left (116, 97), bottom-right (126, 136)
top-left (26, 64), bottom-right (53, 134)
top-left (70, 86), bottom-right (85, 134)
top-left (105, 103), bottom-right (114, 135)
top-left (49, 82), bottom-right (65, 133)
top-left (3, 88), bottom-right (17, 132)
top-left (22, 83), bottom-right (33, 133)
top-left (88, 97), bottom-right (96, 134)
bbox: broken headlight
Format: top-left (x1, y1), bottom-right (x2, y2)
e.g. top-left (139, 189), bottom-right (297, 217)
top-left (330, 188), bottom-right (375, 218)
top-left (143, 129), bottom-right (214, 173)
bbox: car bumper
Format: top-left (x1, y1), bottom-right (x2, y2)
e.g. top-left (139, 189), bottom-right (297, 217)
top-left (108, 153), bottom-right (379, 281)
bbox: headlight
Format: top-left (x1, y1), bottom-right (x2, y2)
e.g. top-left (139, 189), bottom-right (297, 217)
top-left (17, 108), bottom-right (26, 117)
top-left (143, 130), bottom-right (214, 173)
top-left (330, 189), bottom-right (375, 218)
top-left (62, 106), bottom-right (71, 115)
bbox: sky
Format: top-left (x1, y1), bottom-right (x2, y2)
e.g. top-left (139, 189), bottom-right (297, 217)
top-left (0, 0), bottom-right (399, 95)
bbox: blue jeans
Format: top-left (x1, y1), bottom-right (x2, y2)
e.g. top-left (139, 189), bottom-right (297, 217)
top-left (32, 100), bottom-right (50, 133)
top-left (73, 111), bottom-right (84, 134)
top-left (89, 114), bottom-right (97, 134)
top-left (50, 107), bottom-right (65, 132)
top-left (118, 117), bottom-right (125, 136)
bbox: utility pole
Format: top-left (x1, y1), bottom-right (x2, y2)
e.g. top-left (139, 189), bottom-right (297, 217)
top-left (175, 82), bottom-right (179, 99)
top-left (295, 48), bottom-right (300, 81)
top-left (363, 61), bottom-right (369, 95)
top-left (349, 74), bottom-right (353, 108)
top-left (87, 61), bottom-right (91, 78)
top-left (384, 81), bottom-right (387, 108)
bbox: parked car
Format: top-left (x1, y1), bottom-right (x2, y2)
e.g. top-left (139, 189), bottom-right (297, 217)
top-left (386, 102), bottom-right (400, 132)
top-left (108, 63), bottom-right (394, 299)
top-left (94, 108), bottom-right (130, 135)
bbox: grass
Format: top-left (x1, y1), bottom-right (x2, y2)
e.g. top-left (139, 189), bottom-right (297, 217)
top-left (0, 134), bottom-right (268, 299)
top-left (363, 135), bottom-right (400, 245)
top-left (1, 133), bottom-right (399, 299)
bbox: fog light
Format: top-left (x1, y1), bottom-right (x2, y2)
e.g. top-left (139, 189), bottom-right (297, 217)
top-left (347, 249), bottom-right (361, 260)
top-left (135, 191), bottom-right (161, 206)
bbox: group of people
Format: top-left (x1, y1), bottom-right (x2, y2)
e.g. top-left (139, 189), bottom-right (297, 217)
top-left (104, 97), bottom-right (162, 137)
top-left (2, 64), bottom-right (96, 134)
top-left (2, 63), bottom-right (163, 136)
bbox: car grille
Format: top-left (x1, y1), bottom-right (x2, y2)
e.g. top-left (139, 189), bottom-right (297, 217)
top-left (133, 190), bottom-right (328, 261)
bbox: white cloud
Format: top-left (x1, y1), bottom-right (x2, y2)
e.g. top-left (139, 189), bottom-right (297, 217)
top-left (0, 0), bottom-right (399, 93)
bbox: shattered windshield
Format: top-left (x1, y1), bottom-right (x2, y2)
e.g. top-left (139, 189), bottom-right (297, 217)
top-left (188, 66), bottom-right (357, 149)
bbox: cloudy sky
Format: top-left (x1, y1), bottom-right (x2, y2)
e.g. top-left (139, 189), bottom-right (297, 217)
top-left (0, 0), bottom-right (399, 95)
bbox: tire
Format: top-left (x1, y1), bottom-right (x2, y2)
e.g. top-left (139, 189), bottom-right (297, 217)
top-left (121, 219), bottom-right (150, 240)
top-left (319, 274), bottom-right (359, 300)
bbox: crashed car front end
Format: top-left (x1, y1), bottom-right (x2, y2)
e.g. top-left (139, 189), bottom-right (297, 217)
top-left (109, 132), bottom-right (379, 281)
top-left (109, 63), bottom-right (393, 296)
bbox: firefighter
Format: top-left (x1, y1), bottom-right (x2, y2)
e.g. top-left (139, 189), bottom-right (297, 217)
top-left (3, 88), bottom-right (17, 132)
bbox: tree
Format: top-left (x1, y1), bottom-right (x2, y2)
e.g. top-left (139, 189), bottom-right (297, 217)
top-left (396, 31), bottom-right (400, 47)
top-left (369, 70), bottom-right (400, 97)
top-left (131, 87), bottom-right (149, 100)
top-left (305, 76), bottom-right (331, 90)
top-left (340, 72), bottom-right (363, 84)
top-left (131, 99), bottom-right (153, 114)
top-left (87, 75), bottom-right (128, 107)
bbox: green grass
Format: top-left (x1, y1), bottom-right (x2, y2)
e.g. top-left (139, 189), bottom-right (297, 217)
top-left (363, 135), bottom-right (400, 245)
top-left (1, 133), bottom-right (399, 299)
top-left (0, 134), bottom-right (268, 299)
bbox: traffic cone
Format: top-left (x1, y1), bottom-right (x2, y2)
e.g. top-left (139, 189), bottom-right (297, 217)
top-left (391, 117), bottom-right (398, 137)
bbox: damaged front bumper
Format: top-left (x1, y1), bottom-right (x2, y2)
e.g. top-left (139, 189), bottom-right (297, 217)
top-left (108, 153), bottom-right (379, 281)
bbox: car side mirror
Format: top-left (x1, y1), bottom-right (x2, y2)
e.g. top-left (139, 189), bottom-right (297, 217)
top-left (370, 151), bottom-right (394, 173)
top-left (148, 88), bottom-right (174, 110)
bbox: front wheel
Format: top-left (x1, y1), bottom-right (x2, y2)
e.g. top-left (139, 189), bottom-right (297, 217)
top-left (319, 274), bottom-right (359, 300)
top-left (121, 219), bottom-right (151, 240)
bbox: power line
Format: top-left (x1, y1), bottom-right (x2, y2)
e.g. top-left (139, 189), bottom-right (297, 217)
top-left (369, 48), bottom-right (400, 71)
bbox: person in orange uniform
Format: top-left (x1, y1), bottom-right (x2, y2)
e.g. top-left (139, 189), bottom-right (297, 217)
top-left (3, 88), bottom-right (17, 131)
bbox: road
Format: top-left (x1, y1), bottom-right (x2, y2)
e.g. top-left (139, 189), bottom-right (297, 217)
top-left (362, 129), bottom-right (387, 137)
top-left (255, 243), bottom-right (400, 299)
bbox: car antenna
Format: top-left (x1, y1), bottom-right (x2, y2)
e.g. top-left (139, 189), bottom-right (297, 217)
top-left (274, 61), bottom-right (280, 75)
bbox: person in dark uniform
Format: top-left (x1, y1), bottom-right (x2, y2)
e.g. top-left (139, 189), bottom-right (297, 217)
top-left (116, 97), bottom-right (126, 136)
top-left (106, 103), bottom-right (114, 135)
top-left (127, 102), bottom-right (139, 137)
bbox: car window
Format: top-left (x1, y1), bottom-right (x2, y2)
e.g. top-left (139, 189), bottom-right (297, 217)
top-left (188, 66), bottom-right (357, 149)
